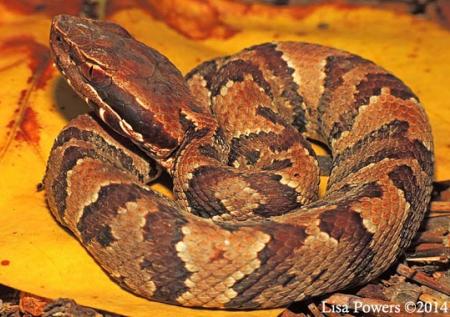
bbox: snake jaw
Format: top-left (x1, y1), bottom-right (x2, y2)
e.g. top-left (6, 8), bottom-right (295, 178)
top-left (50, 15), bottom-right (188, 163)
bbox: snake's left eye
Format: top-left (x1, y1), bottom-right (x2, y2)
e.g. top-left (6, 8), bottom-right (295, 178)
top-left (80, 62), bottom-right (111, 87)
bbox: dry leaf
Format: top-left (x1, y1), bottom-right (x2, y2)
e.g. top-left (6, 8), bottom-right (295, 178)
top-left (0, 1), bottom-right (449, 316)
top-left (19, 292), bottom-right (51, 316)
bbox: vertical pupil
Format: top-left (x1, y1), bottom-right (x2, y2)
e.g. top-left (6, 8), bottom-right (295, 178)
top-left (89, 66), bottom-right (94, 77)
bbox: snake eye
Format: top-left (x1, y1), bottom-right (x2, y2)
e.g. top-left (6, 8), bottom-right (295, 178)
top-left (80, 62), bottom-right (111, 87)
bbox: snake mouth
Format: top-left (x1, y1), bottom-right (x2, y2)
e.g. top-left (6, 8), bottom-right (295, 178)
top-left (50, 17), bottom-right (124, 146)
top-left (50, 16), bottom-right (102, 103)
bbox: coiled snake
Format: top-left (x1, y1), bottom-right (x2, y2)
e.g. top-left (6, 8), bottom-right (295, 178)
top-left (44, 15), bottom-right (434, 309)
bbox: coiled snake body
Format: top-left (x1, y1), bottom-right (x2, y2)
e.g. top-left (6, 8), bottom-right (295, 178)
top-left (44, 15), bottom-right (434, 309)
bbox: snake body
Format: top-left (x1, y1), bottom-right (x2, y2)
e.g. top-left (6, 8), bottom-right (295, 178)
top-left (44, 15), bottom-right (434, 309)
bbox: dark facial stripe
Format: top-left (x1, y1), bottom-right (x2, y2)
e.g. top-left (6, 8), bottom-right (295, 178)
top-left (210, 59), bottom-right (272, 98)
top-left (96, 82), bottom-right (178, 150)
top-left (141, 199), bottom-right (191, 302)
top-left (225, 223), bottom-right (307, 309)
top-left (58, 39), bottom-right (181, 152)
top-left (98, 105), bottom-right (123, 136)
top-left (77, 183), bottom-right (147, 246)
top-left (62, 17), bottom-right (192, 153)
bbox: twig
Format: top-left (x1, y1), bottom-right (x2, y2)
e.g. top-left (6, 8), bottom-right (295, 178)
top-left (396, 264), bottom-right (450, 296)
top-left (429, 201), bottom-right (450, 216)
top-left (407, 247), bottom-right (450, 263)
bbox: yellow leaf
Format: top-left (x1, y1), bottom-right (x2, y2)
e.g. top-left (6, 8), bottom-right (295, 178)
top-left (0, 1), bottom-right (449, 317)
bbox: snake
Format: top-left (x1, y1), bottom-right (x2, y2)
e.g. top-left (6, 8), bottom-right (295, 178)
top-left (44, 14), bottom-right (434, 309)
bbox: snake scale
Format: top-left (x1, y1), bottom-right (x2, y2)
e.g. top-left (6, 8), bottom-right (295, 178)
top-left (44, 15), bottom-right (434, 309)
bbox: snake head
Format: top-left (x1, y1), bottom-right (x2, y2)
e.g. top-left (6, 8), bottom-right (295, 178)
top-left (50, 14), bottom-right (193, 163)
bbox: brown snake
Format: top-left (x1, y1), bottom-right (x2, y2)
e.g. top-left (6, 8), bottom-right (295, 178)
top-left (44, 15), bottom-right (434, 309)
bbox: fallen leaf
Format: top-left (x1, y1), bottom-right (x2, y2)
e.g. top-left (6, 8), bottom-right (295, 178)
top-left (0, 1), bottom-right (449, 317)
top-left (19, 292), bottom-right (52, 316)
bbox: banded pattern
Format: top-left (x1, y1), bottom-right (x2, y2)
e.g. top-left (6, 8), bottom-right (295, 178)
top-left (44, 15), bottom-right (434, 309)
